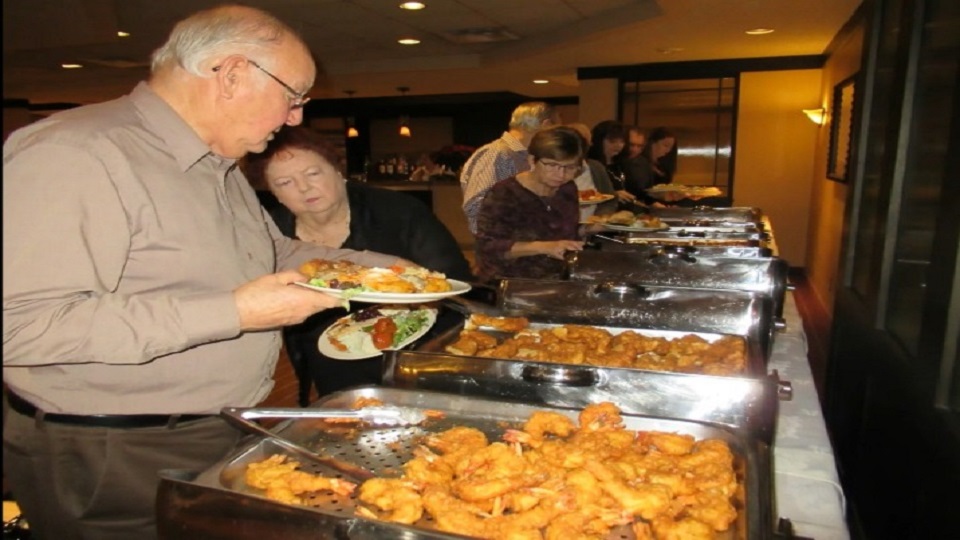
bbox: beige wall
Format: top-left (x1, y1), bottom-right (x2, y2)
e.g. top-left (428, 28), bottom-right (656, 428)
top-left (735, 70), bottom-right (822, 266)
top-left (577, 79), bottom-right (618, 130)
top-left (805, 24), bottom-right (863, 313)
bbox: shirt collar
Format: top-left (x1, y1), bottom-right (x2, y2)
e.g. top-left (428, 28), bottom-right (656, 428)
top-left (129, 82), bottom-right (236, 173)
top-left (500, 131), bottom-right (528, 153)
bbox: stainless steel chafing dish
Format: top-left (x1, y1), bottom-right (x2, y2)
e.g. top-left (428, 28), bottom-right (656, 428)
top-left (156, 387), bottom-right (775, 539)
top-left (384, 279), bottom-right (786, 442)
top-left (562, 250), bottom-right (790, 318)
top-left (586, 236), bottom-right (775, 259)
top-left (647, 205), bottom-right (765, 225)
top-left (601, 229), bottom-right (769, 247)
top-left (486, 279), bottom-right (777, 359)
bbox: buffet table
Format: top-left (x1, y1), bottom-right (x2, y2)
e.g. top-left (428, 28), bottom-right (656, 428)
top-left (771, 292), bottom-right (848, 539)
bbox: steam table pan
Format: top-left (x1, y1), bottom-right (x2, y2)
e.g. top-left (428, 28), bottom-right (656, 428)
top-left (157, 387), bottom-right (774, 539)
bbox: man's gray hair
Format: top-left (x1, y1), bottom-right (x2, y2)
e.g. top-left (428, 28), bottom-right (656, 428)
top-left (508, 101), bottom-right (558, 132)
top-left (150, 5), bottom-right (297, 76)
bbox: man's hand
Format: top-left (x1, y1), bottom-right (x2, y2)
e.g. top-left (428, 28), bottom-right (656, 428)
top-left (234, 270), bottom-right (342, 331)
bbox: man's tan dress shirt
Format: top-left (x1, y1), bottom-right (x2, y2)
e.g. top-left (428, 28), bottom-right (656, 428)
top-left (2, 83), bottom-right (395, 414)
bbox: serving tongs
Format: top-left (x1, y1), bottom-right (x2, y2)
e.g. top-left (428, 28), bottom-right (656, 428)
top-left (220, 406), bottom-right (429, 480)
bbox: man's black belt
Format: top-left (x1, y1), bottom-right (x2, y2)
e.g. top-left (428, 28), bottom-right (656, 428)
top-left (5, 390), bottom-right (212, 429)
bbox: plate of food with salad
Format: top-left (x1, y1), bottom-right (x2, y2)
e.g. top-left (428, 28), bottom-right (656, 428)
top-left (294, 259), bottom-right (471, 305)
top-left (318, 304), bottom-right (438, 360)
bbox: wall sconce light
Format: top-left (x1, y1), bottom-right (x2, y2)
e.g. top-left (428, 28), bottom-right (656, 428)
top-left (397, 86), bottom-right (412, 137)
top-left (803, 108), bottom-right (827, 126)
top-left (399, 116), bottom-right (412, 137)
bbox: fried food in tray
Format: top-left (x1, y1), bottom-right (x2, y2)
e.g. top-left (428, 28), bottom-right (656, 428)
top-left (244, 402), bottom-right (740, 539)
top-left (587, 210), bottom-right (664, 228)
top-left (299, 258), bottom-right (452, 293)
top-left (446, 315), bottom-right (747, 377)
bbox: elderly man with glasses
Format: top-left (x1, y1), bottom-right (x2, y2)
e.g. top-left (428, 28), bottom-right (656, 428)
top-left (2, 5), bottom-right (406, 538)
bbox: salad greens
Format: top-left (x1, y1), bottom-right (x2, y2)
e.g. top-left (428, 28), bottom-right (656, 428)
top-left (391, 310), bottom-right (431, 347)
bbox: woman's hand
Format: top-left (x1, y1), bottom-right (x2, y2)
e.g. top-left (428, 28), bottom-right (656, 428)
top-left (508, 240), bottom-right (584, 260)
top-left (615, 189), bottom-right (636, 203)
top-left (539, 239), bottom-right (584, 259)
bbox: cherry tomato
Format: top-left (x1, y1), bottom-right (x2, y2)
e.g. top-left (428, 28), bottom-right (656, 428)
top-left (371, 317), bottom-right (397, 349)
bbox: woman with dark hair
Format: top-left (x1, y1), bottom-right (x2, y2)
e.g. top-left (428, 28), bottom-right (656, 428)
top-left (243, 126), bottom-right (472, 401)
top-left (623, 126), bottom-right (677, 198)
top-left (586, 120), bottom-right (637, 204)
top-left (475, 126), bottom-right (587, 281)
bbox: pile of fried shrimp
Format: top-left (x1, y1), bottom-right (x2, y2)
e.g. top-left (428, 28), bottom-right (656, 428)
top-left (245, 402), bottom-right (740, 540)
top-left (448, 316), bottom-right (747, 377)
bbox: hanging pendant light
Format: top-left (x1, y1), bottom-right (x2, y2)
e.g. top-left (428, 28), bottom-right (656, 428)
top-left (397, 86), bottom-right (412, 137)
top-left (344, 90), bottom-right (359, 137)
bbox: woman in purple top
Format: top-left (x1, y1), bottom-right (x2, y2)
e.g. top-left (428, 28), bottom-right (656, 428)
top-left (475, 126), bottom-right (586, 281)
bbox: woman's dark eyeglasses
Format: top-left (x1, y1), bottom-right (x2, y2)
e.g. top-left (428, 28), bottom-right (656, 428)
top-left (212, 59), bottom-right (310, 109)
top-left (539, 160), bottom-right (583, 176)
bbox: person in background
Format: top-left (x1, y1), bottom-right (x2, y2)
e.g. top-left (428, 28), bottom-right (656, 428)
top-left (587, 120), bottom-right (637, 205)
top-left (2, 6), bottom-right (406, 538)
top-left (624, 125), bottom-right (647, 160)
top-left (460, 102), bottom-right (561, 234)
top-left (475, 126), bottom-right (587, 281)
top-left (567, 122), bottom-right (618, 220)
top-left (623, 126), bottom-right (678, 199)
top-left (243, 126), bottom-right (473, 400)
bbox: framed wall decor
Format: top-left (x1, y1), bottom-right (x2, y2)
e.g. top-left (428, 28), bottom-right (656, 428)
top-left (827, 75), bottom-right (856, 182)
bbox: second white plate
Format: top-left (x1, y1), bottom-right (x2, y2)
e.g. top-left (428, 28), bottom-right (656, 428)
top-left (318, 307), bottom-right (438, 360)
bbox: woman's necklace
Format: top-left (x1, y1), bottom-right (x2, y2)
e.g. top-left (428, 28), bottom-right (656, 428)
top-left (295, 206), bottom-right (351, 248)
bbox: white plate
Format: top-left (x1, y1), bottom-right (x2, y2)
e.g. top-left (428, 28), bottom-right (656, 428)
top-left (294, 279), bottom-right (471, 304)
top-left (578, 193), bottom-right (615, 206)
top-left (603, 222), bottom-right (671, 232)
top-left (318, 307), bottom-right (438, 360)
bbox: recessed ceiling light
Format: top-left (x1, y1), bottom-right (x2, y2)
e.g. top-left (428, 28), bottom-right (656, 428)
top-left (532, 79), bottom-right (549, 85)
top-left (117, 31), bottom-right (130, 37)
top-left (61, 63), bottom-right (83, 69)
top-left (397, 38), bottom-right (421, 45)
top-left (745, 28), bottom-right (775, 35)
top-left (399, 2), bottom-right (426, 10)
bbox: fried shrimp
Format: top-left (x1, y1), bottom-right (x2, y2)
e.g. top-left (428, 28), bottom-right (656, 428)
top-left (357, 477), bottom-right (424, 524)
top-left (503, 411), bottom-right (576, 448)
top-left (579, 402), bottom-right (624, 431)
top-left (244, 455), bottom-right (356, 505)
top-left (347, 402), bottom-right (740, 539)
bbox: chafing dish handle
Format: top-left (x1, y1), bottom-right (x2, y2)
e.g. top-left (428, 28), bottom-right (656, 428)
top-left (648, 248), bottom-right (697, 264)
top-left (591, 282), bottom-right (651, 299)
top-left (521, 364), bottom-right (600, 386)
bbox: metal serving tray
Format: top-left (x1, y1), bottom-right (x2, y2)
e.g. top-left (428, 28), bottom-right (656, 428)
top-left (489, 279), bottom-right (777, 360)
top-left (388, 319), bottom-right (780, 441)
top-left (648, 206), bottom-right (764, 224)
top-left (586, 236), bottom-right (774, 259)
top-left (157, 387), bottom-right (774, 540)
top-left (593, 230), bottom-right (767, 249)
top-left (563, 250), bottom-right (790, 318)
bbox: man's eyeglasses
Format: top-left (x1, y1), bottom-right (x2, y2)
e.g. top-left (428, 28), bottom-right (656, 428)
top-left (538, 160), bottom-right (583, 176)
top-left (213, 59), bottom-right (311, 109)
